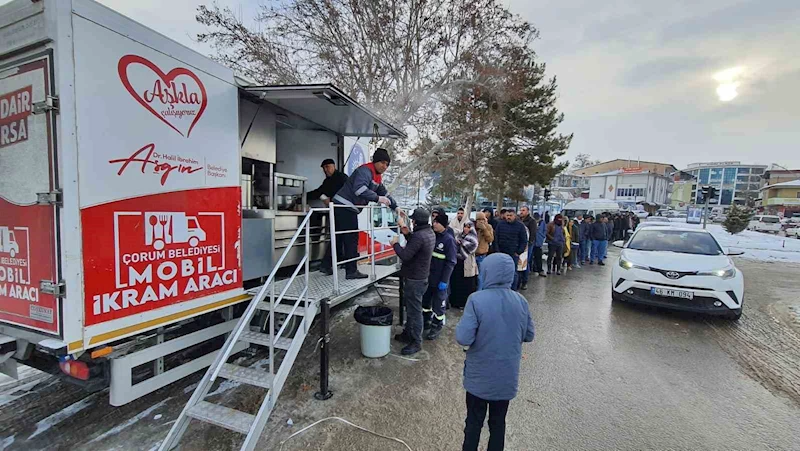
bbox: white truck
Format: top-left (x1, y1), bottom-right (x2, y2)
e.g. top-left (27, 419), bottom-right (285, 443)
top-left (0, 0), bottom-right (403, 406)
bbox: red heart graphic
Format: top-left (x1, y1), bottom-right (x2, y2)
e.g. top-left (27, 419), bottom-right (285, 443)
top-left (118, 55), bottom-right (207, 138)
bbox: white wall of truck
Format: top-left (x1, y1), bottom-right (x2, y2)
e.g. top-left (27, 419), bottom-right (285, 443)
top-left (1, 0), bottom-right (246, 361)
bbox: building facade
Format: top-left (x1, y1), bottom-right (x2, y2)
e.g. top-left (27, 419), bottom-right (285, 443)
top-left (683, 161), bottom-right (766, 207)
top-left (572, 159), bottom-right (677, 177)
top-left (588, 169), bottom-right (671, 207)
top-left (759, 180), bottom-right (800, 217)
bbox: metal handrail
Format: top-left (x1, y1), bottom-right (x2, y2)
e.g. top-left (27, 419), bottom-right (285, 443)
top-left (210, 211), bottom-right (314, 382)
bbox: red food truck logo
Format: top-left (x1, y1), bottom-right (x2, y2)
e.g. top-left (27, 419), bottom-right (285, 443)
top-left (118, 55), bottom-right (207, 138)
top-left (0, 226), bottom-right (39, 304)
top-left (89, 209), bottom-right (236, 318)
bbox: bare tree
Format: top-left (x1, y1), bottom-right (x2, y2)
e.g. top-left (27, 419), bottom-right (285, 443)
top-left (570, 153), bottom-right (601, 170)
top-left (197, 0), bottom-right (535, 141)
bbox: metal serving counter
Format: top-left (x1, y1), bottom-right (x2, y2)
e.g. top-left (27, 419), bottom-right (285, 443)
top-left (242, 206), bottom-right (328, 282)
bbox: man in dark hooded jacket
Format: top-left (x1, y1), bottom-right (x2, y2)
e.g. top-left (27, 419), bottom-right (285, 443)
top-left (456, 253), bottom-right (535, 451)
top-left (421, 213), bottom-right (457, 343)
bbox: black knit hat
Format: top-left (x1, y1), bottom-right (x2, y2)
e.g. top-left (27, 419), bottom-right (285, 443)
top-left (410, 208), bottom-right (430, 224)
top-left (372, 148), bottom-right (391, 164)
top-left (320, 158), bottom-right (335, 167)
top-left (434, 212), bottom-right (449, 228)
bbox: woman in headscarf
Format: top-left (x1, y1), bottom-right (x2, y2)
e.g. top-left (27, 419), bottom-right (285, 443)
top-left (451, 221), bottom-right (479, 308)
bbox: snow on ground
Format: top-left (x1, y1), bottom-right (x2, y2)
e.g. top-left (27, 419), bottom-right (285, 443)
top-left (88, 398), bottom-right (170, 444)
top-left (28, 393), bottom-right (99, 440)
top-left (666, 219), bottom-right (800, 263)
top-left (1, 435), bottom-right (15, 450)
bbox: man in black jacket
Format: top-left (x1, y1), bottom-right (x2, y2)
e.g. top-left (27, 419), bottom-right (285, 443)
top-left (392, 208), bottom-right (436, 355)
top-left (590, 215), bottom-right (610, 265)
top-left (310, 159), bottom-right (349, 275)
top-left (494, 210), bottom-right (528, 290)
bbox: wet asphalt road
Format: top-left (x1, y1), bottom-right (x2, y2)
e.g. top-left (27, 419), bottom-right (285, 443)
top-left (2, 249), bottom-right (800, 450)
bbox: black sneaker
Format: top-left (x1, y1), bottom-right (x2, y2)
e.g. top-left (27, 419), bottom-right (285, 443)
top-left (401, 342), bottom-right (421, 355)
top-left (539, 272), bottom-right (547, 278)
top-left (598, 261), bottom-right (605, 266)
top-left (394, 332), bottom-right (413, 344)
top-left (346, 271), bottom-right (369, 280)
top-left (520, 283), bottom-right (528, 290)
top-left (425, 327), bottom-right (443, 341)
top-left (320, 267), bottom-right (333, 276)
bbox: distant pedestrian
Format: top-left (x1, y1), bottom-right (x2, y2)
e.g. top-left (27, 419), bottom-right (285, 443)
top-left (532, 213), bottom-right (547, 277)
top-left (563, 217), bottom-right (573, 271)
top-left (432, 207), bottom-right (456, 238)
top-left (456, 253), bottom-right (535, 451)
top-left (391, 208), bottom-right (436, 355)
top-left (474, 212), bottom-right (494, 290)
top-left (546, 214), bottom-right (566, 275)
top-left (451, 221), bottom-right (479, 308)
top-left (580, 216), bottom-right (593, 264)
top-left (518, 206), bottom-right (536, 290)
top-left (569, 217), bottom-right (581, 269)
top-left (590, 215), bottom-right (610, 265)
top-left (450, 207), bottom-right (468, 236)
top-left (483, 208), bottom-right (499, 232)
top-left (494, 210), bottom-right (528, 290)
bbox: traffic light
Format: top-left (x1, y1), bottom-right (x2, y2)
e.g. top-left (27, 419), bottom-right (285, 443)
top-left (699, 186), bottom-right (717, 204)
top-left (543, 189), bottom-right (551, 202)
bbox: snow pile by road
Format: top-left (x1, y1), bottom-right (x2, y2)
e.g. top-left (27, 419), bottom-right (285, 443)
top-left (666, 220), bottom-right (800, 263)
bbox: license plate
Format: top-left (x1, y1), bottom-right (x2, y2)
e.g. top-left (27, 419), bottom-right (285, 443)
top-left (651, 287), bottom-right (694, 300)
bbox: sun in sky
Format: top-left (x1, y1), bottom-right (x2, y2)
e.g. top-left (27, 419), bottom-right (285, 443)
top-left (714, 67), bottom-right (745, 102)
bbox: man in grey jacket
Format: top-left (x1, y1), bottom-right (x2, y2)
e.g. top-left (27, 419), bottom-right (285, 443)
top-left (456, 253), bottom-right (535, 451)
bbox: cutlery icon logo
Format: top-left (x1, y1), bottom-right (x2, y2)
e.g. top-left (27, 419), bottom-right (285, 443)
top-left (144, 212), bottom-right (206, 250)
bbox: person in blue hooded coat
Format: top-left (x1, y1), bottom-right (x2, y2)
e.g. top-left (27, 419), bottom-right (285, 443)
top-left (456, 253), bottom-right (535, 451)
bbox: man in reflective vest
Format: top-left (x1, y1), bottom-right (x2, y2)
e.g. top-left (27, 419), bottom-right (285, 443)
top-left (422, 212), bottom-right (457, 341)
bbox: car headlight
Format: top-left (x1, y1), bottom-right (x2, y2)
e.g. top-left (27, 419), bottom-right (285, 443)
top-left (698, 266), bottom-right (736, 279)
top-left (619, 257), bottom-right (648, 270)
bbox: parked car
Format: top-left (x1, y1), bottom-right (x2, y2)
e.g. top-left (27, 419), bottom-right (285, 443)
top-left (712, 214), bottom-right (727, 223)
top-left (785, 227), bottom-right (800, 239)
top-left (611, 227), bottom-right (745, 320)
top-left (747, 215), bottom-right (782, 233)
top-left (638, 216), bottom-right (672, 228)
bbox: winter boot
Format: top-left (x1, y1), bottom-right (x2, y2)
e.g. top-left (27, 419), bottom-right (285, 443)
top-left (401, 342), bottom-right (421, 355)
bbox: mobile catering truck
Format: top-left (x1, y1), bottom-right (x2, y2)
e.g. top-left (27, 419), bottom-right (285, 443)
top-left (0, 0), bottom-right (403, 407)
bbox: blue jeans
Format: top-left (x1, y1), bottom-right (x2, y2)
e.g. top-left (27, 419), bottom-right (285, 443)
top-left (476, 254), bottom-right (487, 290)
top-left (591, 240), bottom-right (608, 263)
top-left (580, 240), bottom-right (590, 262)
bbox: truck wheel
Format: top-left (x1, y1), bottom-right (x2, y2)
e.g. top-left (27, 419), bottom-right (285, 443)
top-left (154, 239), bottom-right (165, 250)
top-left (9, 249), bottom-right (15, 258)
top-left (189, 237), bottom-right (199, 247)
top-left (259, 311), bottom-right (301, 338)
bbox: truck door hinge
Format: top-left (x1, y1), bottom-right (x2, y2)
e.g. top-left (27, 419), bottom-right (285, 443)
top-left (40, 280), bottom-right (66, 297)
top-left (36, 190), bottom-right (62, 206)
top-left (33, 96), bottom-right (59, 114)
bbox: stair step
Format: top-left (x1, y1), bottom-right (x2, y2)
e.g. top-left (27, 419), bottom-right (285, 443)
top-left (374, 284), bottom-right (398, 290)
top-left (256, 302), bottom-right (306, 316)
top-left (218, 363), bottom-right (274, 389)
top-left (240, 330), bottom-right (294, 351)
top-left (273, 336), bottom-right (293, 350)
top-left (187, 401), bottom-right (254, 434)
top-left (240, 330), bottom-right (271, 347)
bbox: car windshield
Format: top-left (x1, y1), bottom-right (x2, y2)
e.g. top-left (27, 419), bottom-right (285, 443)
top-left (761, 217), bottom-right (780, 224)
top-left (563, 209), bottom-right (587, 218)
top-left (627, 229), bottom-right (723, 255)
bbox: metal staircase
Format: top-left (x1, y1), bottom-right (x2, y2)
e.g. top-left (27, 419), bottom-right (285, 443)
top-left (160, 204), bottom-right (400, 450)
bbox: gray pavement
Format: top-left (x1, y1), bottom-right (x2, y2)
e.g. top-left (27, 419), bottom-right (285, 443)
top-left (2, 250), bottom-right (800, 450)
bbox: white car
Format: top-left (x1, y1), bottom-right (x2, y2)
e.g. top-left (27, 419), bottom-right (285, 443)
top-left (786, 227), bottom-right (800, 239)
top-left (747, 215), bottom-right (782, 233)
top-left (611, 227), bottom-right (745, 320)
top-left (638, 216), bottom-right (672, 228)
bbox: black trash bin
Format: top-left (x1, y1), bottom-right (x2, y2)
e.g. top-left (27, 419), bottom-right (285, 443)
top-left (354, 306), bottom-right (393, 358)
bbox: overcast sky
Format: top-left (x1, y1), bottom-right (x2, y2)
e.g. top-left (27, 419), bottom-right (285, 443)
top-left (4, 0), bottom-right (798, 170)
